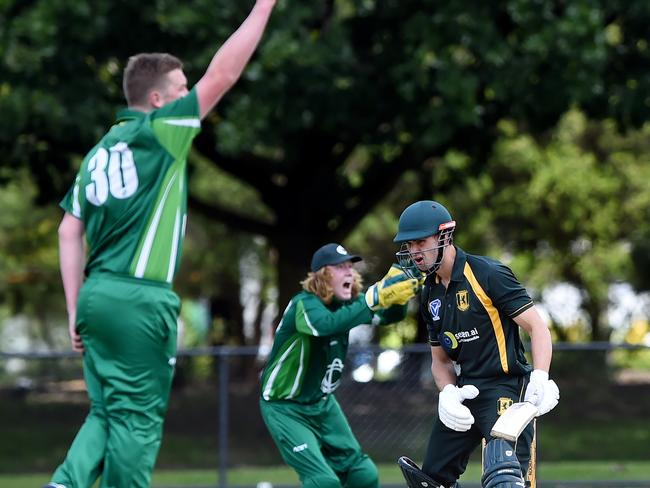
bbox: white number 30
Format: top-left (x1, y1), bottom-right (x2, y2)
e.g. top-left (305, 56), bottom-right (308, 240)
top-left (86, 142), bottom-right (139, 206)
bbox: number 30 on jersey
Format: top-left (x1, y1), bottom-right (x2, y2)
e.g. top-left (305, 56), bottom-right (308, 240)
top-left (86, 142), bottom-right (139, 206)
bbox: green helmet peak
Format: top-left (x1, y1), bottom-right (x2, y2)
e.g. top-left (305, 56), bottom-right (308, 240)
top-left (394, 200), bottom-right (456, 276)
top-left (393, 200), bottom-right (455, 243)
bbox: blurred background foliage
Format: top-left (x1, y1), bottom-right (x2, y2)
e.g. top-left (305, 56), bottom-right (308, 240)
top-left (1, 0), bottom-right (650, 356)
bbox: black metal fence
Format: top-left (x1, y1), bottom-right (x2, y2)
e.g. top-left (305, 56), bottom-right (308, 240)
top-left (1, 343), bottom-right (649, 487)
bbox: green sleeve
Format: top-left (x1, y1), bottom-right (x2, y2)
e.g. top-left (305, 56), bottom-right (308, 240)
top-left (150, 88), bottom-right (201, 160)
top-left (373, 304), bottom-right (408, 326)
top-left (295, 294), bottom-right (373, 337)
top-left (59, 174), bottom-right (82, 218)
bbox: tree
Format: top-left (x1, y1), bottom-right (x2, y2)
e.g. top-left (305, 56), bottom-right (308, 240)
top-left (2, 0), bottom-right (650, 327)
top-left (429, 111), bottom-right (650, 341)
top-left (0, 169), bottom-right (64, 348)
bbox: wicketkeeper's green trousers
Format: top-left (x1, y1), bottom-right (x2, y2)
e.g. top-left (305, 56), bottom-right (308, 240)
top-left (260, 395), bottom-right (378, 488)
top-left (49, 274), bottom-right (180, 488)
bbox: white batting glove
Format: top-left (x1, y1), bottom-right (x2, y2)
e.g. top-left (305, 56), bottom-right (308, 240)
top-left (438, 384), bottom-right (479, 432)
top-left (524, 369), bottom-right (560, 416)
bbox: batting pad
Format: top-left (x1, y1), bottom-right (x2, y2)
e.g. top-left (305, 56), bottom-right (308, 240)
top-left (482, 439), bottom-right (525, 488)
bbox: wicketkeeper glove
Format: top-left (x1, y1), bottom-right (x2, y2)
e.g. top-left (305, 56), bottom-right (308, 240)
top-left (365, 264), bottom-right (424, 311)
top-left (524, 369), bottom-right (560, 416)
top-left (438, 384), bottom-right (479, 432)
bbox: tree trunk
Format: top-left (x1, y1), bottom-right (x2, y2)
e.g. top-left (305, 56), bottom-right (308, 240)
top-left (273, 240), bottom-right (313, 314)
top-left (585, 294), bottom-right (610, 342)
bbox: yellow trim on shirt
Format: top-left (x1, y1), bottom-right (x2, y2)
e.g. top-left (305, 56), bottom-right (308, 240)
top-left (463, 262), bottom-right (509, 373)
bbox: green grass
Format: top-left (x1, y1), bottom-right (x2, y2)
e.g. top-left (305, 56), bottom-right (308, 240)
top-left (7, 461), bottom-right (650, 488)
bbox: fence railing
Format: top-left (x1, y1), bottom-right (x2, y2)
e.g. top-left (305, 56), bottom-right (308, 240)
top-left (1, 343), bottom-right (649, 487)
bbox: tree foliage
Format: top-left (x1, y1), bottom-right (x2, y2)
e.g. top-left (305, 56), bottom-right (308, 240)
top-left (0, 169), bottom-right (64, 347)
top-left (2, 0), bottom-right (650, 342)
top-left (426, 112), bottom-right (650, 340)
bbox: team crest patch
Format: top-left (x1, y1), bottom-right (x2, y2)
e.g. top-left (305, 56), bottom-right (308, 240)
top-left (429, 299), bottom-right (442, 321)
top-left (456, 290), bottom-right (470, 311)
top-left (497, 397), bottom-right (514, 416)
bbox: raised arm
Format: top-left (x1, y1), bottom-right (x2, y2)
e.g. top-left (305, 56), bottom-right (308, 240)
top-left (58, 212), bottom-right (86, 352)
top-left (196, 0), bottom-right (276, 119)
top-left (295, 295), bottom-right (373, 337)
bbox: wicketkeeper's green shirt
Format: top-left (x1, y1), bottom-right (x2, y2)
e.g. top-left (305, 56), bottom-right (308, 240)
top-left (60, 89), bottom-right (201, 284)
top-left (261, 292), bottom-right (405, 404)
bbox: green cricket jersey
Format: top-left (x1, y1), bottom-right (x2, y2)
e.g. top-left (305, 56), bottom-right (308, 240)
top-left (261, 292), bottom-right (405, 404)
top-left (421, 246), bottom-right (534, 379)
top-left (60, 88), bottom-right (201, 284)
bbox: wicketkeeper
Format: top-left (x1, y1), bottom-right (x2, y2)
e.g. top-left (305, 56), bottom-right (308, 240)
top-left (260, 243), bottom-right (422, 488)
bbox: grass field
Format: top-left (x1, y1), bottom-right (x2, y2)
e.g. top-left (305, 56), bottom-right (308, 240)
top-left (2, 362), bottom-right (649, 487)
top-left (4, 461), bottom-right (650, 488)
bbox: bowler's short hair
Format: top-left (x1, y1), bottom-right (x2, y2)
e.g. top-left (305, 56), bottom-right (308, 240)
top-left (123, 53), bottom-right (183, 107)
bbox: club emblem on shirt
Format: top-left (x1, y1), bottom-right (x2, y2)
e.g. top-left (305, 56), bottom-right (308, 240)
top-left (321, 358), bottom-right (344, 394)
top-left (429, 299), bottom-right (442, 321)
top-left (497, 397), bottom-right (514, 416)
top-left (456, 290), bottom-right (470, 311)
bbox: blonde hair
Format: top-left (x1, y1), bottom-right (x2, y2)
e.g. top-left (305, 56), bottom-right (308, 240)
top-left (300, 267), bottom-right (364, 304)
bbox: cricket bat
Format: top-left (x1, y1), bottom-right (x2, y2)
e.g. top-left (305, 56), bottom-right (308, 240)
top-left (490, 402), bottom-right (538, 442)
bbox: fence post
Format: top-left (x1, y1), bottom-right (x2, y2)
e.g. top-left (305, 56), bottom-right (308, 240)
top-left (218, 349), bottom-right (230, 488)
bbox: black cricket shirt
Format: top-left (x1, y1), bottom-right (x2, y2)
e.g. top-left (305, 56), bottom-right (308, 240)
top-left (421, 246), bottom-right (534, 379)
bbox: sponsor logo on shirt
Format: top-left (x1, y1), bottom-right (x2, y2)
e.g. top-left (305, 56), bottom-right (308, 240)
top-left (292, 443), bottom-right (308, 453)
top-left (441, 327), bottom-right (481, 352)
top-left (429, 299), bottom-right (442, 321)
top-left (455, 327), bottom-right (480, 343)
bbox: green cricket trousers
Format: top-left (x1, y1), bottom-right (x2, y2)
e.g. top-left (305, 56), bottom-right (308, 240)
top-left (50, 274), bottom-right (180, 488)
top-left (260, 395), bottom-right (378, 488)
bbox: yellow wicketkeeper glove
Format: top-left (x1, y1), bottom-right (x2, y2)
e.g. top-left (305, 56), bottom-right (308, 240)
top-left (365, 264), bottom-right (424, 311)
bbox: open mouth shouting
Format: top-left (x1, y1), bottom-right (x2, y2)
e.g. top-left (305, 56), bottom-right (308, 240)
top-left (336, 277), bottom-right (353, 300)
top-left (330, 262), bottom-right (356, 301)
top-left (410, 252), bottom-right (429, 270)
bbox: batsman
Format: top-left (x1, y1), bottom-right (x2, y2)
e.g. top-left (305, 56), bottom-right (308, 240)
top-left (394, 201), bottom-right (560, 488)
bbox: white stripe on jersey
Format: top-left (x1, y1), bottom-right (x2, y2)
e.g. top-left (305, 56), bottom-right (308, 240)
top-left (166, 172), bottom-right (185, 282)
top-left (72, 176), bottom-right (81, 218)
top-left (135, 171), bottom-right (178, 278)
top-left (166, 208), bottom-right (181, 283)
top-left (288, 340), bottom-right (306, 399)
top-left (274, 300), bottom-right (292, 333)
top-left (162, 118), bottom-right (200, 128)
top-left (302, 308), bottom-right (319, 336)
top-left (263, 338), bottom-right (299, 401)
